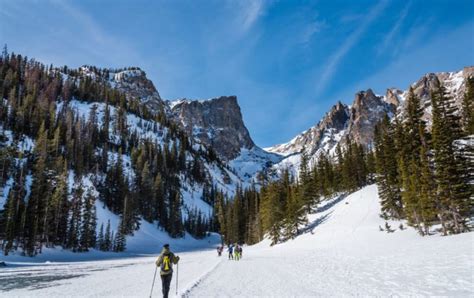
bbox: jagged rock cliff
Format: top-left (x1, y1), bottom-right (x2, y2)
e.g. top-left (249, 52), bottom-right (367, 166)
top-left (268, 101), bottom-right (349, 157)
top-left (169, 96), bottom-right (255, 161)
top-left (266, 67), bottom-right (473, 175)
top-left (345, 89), bottom-right (395, 146)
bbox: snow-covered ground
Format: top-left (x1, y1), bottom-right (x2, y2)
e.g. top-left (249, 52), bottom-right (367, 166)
top-left (1, 185), bottom-right (472, 297)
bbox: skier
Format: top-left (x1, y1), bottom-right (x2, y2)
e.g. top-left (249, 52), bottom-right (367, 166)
top-left (155, 244), bottom-right (180, 298)
top-left (228, 244), bottom-right (234, 260)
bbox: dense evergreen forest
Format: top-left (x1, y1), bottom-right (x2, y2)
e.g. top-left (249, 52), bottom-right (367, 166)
top-left (0, 49), bottom-right (217, 256)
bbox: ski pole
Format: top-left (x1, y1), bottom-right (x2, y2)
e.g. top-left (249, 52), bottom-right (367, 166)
top-left (175, 262), bottom-right (179, 295)
top-left (150, 266), bottom-right (158, 298)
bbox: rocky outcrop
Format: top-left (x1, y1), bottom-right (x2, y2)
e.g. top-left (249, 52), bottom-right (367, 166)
top-left (395, 67), bottom-right (473, 125)
top-left (385, 88), bottom-right (404, 107)
top-left (111, 68), bottom-right (164, 112)
top-left (78, 66), bottom-right (164, 112)
top-left (170, 96), bottom-right (255, 161)
top-left (267, 101), bottom-right (350, 157)
top-left (345, 89), bottom-right (395, 146)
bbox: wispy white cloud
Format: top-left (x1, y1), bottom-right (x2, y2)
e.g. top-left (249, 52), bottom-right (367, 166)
top-left (299, 20), bottom-right (325, 44)
top-left (376, 1), bottom-right (411, 57)
top-left (314, 0), bottom-right (389, 96)
top-left (240, 0), bottom-right (265, 33)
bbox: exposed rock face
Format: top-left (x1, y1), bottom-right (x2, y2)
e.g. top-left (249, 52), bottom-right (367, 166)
top-left (78, 66), bottom-right (164, 112)
top-left (267, 101), bottom-right (350, 157)
top-left (111, 69), bottom-right (164, 112)
top-left (346, 89), bottom-right (395, 146)
top-left (396, 67), bottom-right (473, 125)
top-left (170, 96), bottom-right (255, 160)
top-left (112, 69), bottom-right (161, 98)
top-left (385, 88), bottom-right (403, 107)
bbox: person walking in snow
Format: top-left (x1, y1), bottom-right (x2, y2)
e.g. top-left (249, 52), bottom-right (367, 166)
top-left (228, 244), bottom-right (234, 260)
top-left (155, 244), bottom-right (180, 298)
top-left (217, 245), bottom-right (223, 257)
top-left (234, 244), bottom-right (240, 260)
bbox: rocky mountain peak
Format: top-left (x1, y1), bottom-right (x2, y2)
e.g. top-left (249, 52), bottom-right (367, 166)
top-left (112, 68), bottom-right (160, 98)
top-left (266, 101), bottom-right (350, 157)
top-left (411, 73), bottom-right (441, 105)
top-left (111, 68), bottom-right (164, 112)
top-left (169, 96), bottom-right (255, 160)
top-left (346, 89), bottom-right (394, 146)
top-left (78, 66), bottom-right (164, 111)
top-left (385, 88), bottom-right (404, 107)
top-left (321, 101), bottom-right (350, 131)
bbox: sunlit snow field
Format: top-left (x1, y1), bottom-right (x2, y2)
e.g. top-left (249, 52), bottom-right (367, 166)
top-left (1, 185), bottom-right (472, 297)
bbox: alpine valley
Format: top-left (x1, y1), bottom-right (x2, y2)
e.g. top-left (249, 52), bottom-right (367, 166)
top-left (0, 50), bottom-right (472, 258)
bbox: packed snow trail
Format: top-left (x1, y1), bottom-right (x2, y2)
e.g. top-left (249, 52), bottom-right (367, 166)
top-left (1, 185), bottom-right (472, 297)
top-left (0, 249), bottom-right (223, 297)
top-left (186, 185), bottom-right (473, 297)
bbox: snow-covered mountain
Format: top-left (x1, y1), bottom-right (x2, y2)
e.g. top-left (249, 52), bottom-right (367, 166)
top-left (265, 66), bottom-right (474, 175)
top-left (77, 66), bottom-right (283, 184)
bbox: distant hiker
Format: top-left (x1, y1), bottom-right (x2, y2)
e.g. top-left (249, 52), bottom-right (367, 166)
top-left (234, 244), bottom-right (240, 261)
top-left (155, 244), bottom-right (180, 298)
top-left (228, 244), bottom-right (234, 260)
top-left (217, 245), bottom-right (223, 257)
top-left (238, 245), bottom-right (243, 259)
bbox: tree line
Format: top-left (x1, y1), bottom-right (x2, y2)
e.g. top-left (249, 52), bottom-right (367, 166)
top-left (216, 139), bottom-right (375, 245)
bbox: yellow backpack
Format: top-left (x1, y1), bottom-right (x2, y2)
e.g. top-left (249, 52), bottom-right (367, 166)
top-left (161, 254), bottom-right (172, 272)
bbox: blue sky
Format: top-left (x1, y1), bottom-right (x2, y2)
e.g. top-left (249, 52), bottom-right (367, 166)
top-left (1, 0), bottom-right (473, 147)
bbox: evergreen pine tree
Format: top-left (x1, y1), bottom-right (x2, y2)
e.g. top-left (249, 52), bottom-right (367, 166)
top-left (461, 77), bottom-right (474, 135)
top-left (431, 86), bottom-right (471, 235)
top-left (104, 220), bottom-right (112, 251)
top-left (97, 223), bottom-right (104, 251)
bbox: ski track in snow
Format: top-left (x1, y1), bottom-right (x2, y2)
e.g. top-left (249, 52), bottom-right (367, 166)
top-left (185, 185), bottom-right (473, 297)
top-left (1, 185), bottom-right (473, 297)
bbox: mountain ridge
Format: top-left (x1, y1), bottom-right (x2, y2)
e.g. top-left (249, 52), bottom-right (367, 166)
top-left (265, 66), bottom-right (473, 175)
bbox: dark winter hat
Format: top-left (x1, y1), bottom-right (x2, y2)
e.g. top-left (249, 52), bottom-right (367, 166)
top-left (163, 244), bottom-right (170, 248)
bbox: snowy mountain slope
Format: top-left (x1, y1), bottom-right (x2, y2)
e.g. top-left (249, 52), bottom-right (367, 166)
top-left (266, 67), bottom-right (473, 173)
top-left (228, 146), bottom-right (283, 184)
top-left (3, 185), bottom-right (471, 297)
top-left (77, 66), bottom-right (165, 112)
top-left (188, 185), bottom-right (474, 297)
top-left (2, 56), bottom-right (276, 257)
